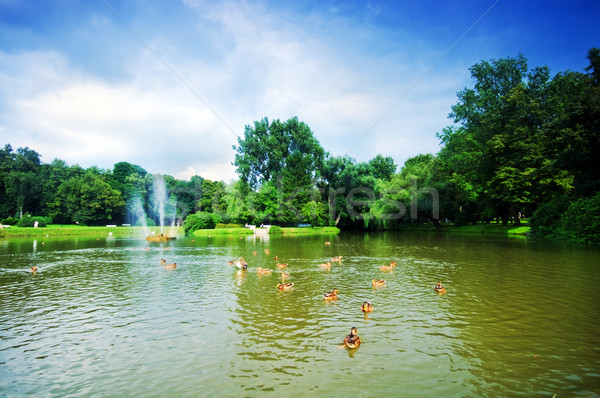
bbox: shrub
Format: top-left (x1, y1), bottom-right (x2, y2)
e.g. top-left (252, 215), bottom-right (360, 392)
top-left (268, 225), bottom-right (283, 235)
top-left (530, 197), bottom-right (569, 239)
top-left (16, 216), bottom-right (50, 228)
top-left (1, 217), bottom-right (19, 225)
top-left (559, 194), bottom-right (600, 245)
top-left (183, 211), bottom-right (221, 234)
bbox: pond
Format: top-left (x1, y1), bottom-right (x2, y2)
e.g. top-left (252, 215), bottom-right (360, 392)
top-left (1, 232), bottom-right (599, 397)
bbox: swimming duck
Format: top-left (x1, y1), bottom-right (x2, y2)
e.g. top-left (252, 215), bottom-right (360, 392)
top-left (379, 261), bottom-right (397, 271)
top-left (319, 262), bottom-right (331, 269)
top-left (372, 278), bottom-right (386, 287)
top-left (163, 262), bottom-right (177, 269)
top-left (276, 263), bottom-right (288, 269)
top-left (257, 267), bottom-right (271, 275)
top-left (434, 281), bottom-right (446, 294)
top-left (161, 259), bottom-right (167, 265)
top-left (281, 271), bottom-right (290, 280)
top-left (331, 256), bottom-right (343, 262)
top-left (324, 288), bottom-right (339, 300)
top-left (277, 282), bottom-right (294, 291)
top-left (343, 327), bottom-right (361, 349)
top-left (30, 266), bottom-right (38, 273)
top-left (234, 258), bottom-right (248, 270)
top-left (361, 301), bottom-right (374, 313)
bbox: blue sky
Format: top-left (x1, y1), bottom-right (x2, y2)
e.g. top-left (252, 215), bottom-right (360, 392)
top-left (0, 0), bottom-right (598, 181)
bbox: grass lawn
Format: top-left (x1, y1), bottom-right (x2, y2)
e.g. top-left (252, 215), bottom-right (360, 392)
top-left (192, 228), bottom-right (255, 237)
top-left (275, 227), bottom-right (341, 235)
top-left (0, 225), bottom-right (182, 238)
top-left (398, 221), bottom-right (530, 236)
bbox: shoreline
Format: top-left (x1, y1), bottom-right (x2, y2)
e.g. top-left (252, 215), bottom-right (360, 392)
top-left (0, 223), bottom-right (528, 239)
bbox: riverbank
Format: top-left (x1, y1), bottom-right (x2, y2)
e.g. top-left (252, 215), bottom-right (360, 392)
top-left (0, 225), bottom-right (182, 238)
top-left (0, 223), bottom-right (525, 239)
top-left (398, 222), bottom-right (530, 236)
top-left (192, 226), bottom-right (340, 237)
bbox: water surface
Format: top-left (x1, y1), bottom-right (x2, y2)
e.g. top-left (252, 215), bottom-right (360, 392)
top-left (1, 232), bottom-right (599, 397)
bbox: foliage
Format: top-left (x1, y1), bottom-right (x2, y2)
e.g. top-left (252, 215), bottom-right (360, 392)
top-left (529, 197), bottom-right (570, 239)
top-left (183, 211), bottom-right (221, 233)
top-left (558, 194), bottom-right (600, 245)
top-left (16, 216), bottom-right (50, 227)
top-left (268, 225), bottom-right (283, 235)
top-left (233, 117), bottom-right (325, 190)
top-left (47, 168), bottom-right (125, 225)
top-left (1, 217), bottom-right (18, 225)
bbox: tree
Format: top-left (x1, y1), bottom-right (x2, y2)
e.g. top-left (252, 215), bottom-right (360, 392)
top-left (585, 47), bottom-right (600, 87)
top-left (2, 146), bottom-right (43, 217)
top-left (368, 155), bottom-right (397, 180)
top-left (233, 117), bottom-right (325, 189)
top-left (48, 168), bottom-right (125, 225)
top-left (440, 55), bottom-right (574, 224)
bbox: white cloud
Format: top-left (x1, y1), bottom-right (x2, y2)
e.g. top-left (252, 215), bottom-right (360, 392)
top-left (0, 1), bottom-right (478, 181)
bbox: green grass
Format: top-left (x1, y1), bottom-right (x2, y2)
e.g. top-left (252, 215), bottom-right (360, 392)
top-left (398, 222), bottom-right (530, 236)
top-left (192, 228), bottom-right (254, 237)
top-left (0, 225), bottom-right (181, 238)
top-left (0, 223), bottom-right (526, 239)
top-left (278, 226), bottom-right (341, 235)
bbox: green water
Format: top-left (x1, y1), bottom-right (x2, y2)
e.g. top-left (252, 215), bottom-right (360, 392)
top-left (1, 232), bottom-right (599, 397)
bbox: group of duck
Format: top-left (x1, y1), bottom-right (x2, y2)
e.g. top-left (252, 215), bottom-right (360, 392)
top-left (225, 244), bottom-right (447, 350)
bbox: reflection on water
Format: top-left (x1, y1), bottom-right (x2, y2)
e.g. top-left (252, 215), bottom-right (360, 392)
top-left (1, 233), bottom-right (599, 396)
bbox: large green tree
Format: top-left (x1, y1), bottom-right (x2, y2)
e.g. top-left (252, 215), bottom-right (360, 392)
top-left (233, 117), bottom-right (325, 190)
top-left (48, 167), bottom-right (125, 225)
top-left (439, 54), bottom-right (574, 224)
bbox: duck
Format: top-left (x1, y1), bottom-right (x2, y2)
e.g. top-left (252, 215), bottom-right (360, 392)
top-left (343, 327), bottom-right (361, 349)
top-left (331, 256), bottom-right (343, 262)
top-left (324, 288), bottom-right (339, 300)
top-left (277, 282), bottom-right (294, 291)
top-left (372, 278), bottom-right (386, 287)
top-left (161, 259), bottom-right (167, 265)
top-left (319, 262), bottom-right (331, 269)
top-left (257, 267), bottom-right (271, 275)
top-left (276, 263), bottom-right (288, 269)
top-left (434, 281), bottom-right (446, 294)
top-left (324, 241), bottom-right (331, 245)
top-left (30, 266), bottom-right (38, 273)
top-left (379, 261), bottom-right (397, 271)
top-left (274, 256), bottom-right (279, 261)
top-left (264, 249), bottom-right (271, 255)
top-left (361, 301), bottom-right (374, 313)
top-left (163, 262), bottom-right (177, 269)
top-left (281, 271), bottom-right (290, 280)
top-left (234, 258), bottom-right (248, 270)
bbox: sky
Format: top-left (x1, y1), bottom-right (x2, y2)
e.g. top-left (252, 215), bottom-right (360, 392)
top-left (0, 0), bottom-right (598, 182)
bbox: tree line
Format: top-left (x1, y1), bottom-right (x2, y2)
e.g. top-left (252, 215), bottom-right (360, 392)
top-left (1, 48), bottom-right (598, 243)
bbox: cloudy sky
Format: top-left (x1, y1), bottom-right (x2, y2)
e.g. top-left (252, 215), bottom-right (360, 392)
top-left (0, 0), bottom-right (598, 182)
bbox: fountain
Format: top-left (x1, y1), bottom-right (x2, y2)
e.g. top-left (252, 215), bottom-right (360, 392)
top-left (125, 175), bottom-right (177, 242)
top-left (145, 174), bottom-right (177, 242)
